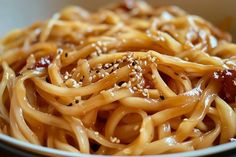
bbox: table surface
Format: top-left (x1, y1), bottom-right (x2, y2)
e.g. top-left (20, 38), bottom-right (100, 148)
top-left (0, 141), bottom-right (235, 157)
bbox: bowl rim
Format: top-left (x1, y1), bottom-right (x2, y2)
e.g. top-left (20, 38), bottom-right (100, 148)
top-left (0, 134), bottom-right (235, 157)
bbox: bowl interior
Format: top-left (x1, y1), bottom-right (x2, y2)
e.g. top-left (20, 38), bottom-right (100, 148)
top-left (0, 134), bottom-right (236, 157)
top-left (0, 0), bottom-right (236, 39)
top-left (0, 0), bottom-right (236, 156)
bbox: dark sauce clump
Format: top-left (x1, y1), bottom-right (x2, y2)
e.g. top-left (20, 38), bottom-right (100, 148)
top-left (213, 69), bottom-right (236, 103)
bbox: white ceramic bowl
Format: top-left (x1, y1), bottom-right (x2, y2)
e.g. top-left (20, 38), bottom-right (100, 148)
top-left (0, 0), bottom-right (236, 156)
top-left (1, 0), bottom-right (236, 39)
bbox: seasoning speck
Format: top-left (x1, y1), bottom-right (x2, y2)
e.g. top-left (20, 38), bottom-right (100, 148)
top-left (160, 95), bottom-right (165, 100)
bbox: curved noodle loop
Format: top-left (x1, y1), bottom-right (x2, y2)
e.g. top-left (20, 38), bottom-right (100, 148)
top-left (0, 0), bottom-right (235, 155)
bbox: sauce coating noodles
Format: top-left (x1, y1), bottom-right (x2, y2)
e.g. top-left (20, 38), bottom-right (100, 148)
top-left (0, 0), bottom-right (236, 155)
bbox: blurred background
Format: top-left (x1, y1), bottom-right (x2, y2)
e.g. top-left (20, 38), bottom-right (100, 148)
top-left (0, 0), bottom-right (236, 40)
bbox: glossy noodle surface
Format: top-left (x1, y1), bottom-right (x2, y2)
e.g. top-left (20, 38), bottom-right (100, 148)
top-left (0, 0), bottom-right (236, 155)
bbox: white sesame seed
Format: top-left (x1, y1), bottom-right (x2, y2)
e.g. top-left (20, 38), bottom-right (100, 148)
top-left (127, 81), bottom-right (132, 87)
top-left (76, 73), bottom-right (80, 78)
top-left (123, 149), bottom-right (131, 154)
top-left (64, 75), bottom-right (69, 80)
top-left (91, 43), bottom-right (96, 47)
top-left (104, 64), bottom-right (109, 68)
top-left (137, 84), bottom-right (143, 89)
top-left (97, 64), bottom-right (102, 69)
top-left (114, 84), bottom-right (120, 89)
top-left (97, 41), bottom-right (102, 46)
top-left (151, 57), bottom-right (157, 62)
top-left (134, 125), bottom-right (139, 131)
top-left (137, 66), bottom-right (142, 72)
top-left (117, 59), bottom-right (122, 63)
top-left (184, 57), bottom-right (189, 61)
top-left (138, 73), bottom-right (142, 77)
top-left (131, 77), bottom-right (137, 82)
top-left (102, 47), bottom-right (107, 52)
top-left (110, 136), bottom-right (120, 144)
top-left (129, 71), bottom-right (136, 77)
top-left (143, 89), bottom-right (148, 93)
top-left (127, 52), bottom-right (133, 58)
top-left (71, 68), bottom-right (76, 73)
top-left (89, 76), bottom-right (92, 81)
top-left (72, 82), bottom-right (82, 88)
top-left (121, 82), bottom-right (127, 87)
top-left (114, 63), bottom-right (119, 68)
top-left (142, 92), bottom-right (147, 96)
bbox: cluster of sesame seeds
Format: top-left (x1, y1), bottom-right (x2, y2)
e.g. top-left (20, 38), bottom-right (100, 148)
top-left (110, 136), bottom-right (120, 144)
top-left (90, 41), bottom-right (109, 58)
top-left (107, 52), bottom-right (160, 97)
top-left (123, 149), bottom-right (132, 154)
top-left (146, 54), bottom-right (158, 64)
top-left (91, 43), bottom-right (103, 56)
top-left (73, 81), bottom-right (83, 88)
top-left (65, 78), bottom-right (83, 88)
top-left (90, 64), bottom-right (110, 80)
top-left (63, 68), bottom-right (87, 87)
top-left (63, 69), bottom-right (84, 88)
top-left (90, 59), bottom-right (122, 81)
top-left (64, 52), bottom-right (159, 99)
top-left (146, 30), bottom-right (165, 42)
top-left (126, 53), bottom-right (150, 97)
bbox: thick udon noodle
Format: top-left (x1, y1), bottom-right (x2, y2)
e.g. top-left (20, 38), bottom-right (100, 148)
top-left (0, 0), bottom-right (236, 155)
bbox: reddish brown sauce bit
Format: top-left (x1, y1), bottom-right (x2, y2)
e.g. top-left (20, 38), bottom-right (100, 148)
top-left (160, 72), bottom-right (171, 84)
top-left (213, 69), bottom-right (236, 103)
top-left (143, 77), bottom-right (154, 89)
top-left (35, 56), bottom-right (52, 69)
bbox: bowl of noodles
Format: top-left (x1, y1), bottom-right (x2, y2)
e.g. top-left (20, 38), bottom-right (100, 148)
top-left (0, 0), bottom-right (236, 156)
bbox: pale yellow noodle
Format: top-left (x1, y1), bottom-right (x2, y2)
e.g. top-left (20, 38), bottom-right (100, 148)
top-left (0, 1), bottom-right (235, 156)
